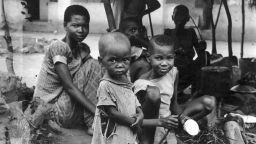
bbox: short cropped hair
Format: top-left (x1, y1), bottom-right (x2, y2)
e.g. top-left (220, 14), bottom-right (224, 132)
top-left (148, 35), bottom-right (175, 54)
top-left (98, 32), bottom-right (130, 57)
top-left (64, 5), bottom-right (90, 26)
top-left (119, 17), bottom-right (141, 32)
top-left (173, 4), bottom-right (189, 16)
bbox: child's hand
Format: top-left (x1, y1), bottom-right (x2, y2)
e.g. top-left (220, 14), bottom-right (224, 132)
top-left (130, 112), bottom-right (144, 134)
top-left (131, 112), bottom-right (144, 127)
top-left (159, 115), bottom-right (179, 129)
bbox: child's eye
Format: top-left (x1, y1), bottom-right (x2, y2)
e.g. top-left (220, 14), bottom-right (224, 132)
top-left (167, 55), bottom-right (175, 60)
top-left (109, 59), bottom-right (116, 63)
top-left (72, 24), bottom-right (79, 27)
top-left (155, 57), bottom-right (162, 60)
top-left (123, 58), bottom-right (130, 63)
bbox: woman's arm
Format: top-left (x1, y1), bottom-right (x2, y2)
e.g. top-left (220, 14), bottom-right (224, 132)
top-left (55, 62), bottom-right (96, 114)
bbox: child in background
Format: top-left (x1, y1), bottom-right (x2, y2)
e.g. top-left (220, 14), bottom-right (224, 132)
top-left (119, 17), bottom-right (151, 82)
top-left (92, 32), bottom-right (144, 144)
top-left (164, 4), bottom-right (203, 93)
top-left (133, 35), bottom-right (216, 144)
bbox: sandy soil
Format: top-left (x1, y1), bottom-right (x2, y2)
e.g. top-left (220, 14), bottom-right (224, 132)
top-left (0, 34), bottom-right (256, 87)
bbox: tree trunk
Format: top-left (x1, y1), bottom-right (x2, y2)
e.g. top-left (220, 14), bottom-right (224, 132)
top-left (102, 0), bottom-right (116, 32)
top-left (222, 0), bottom-right (233, 57)
top-left (1, 0), bottom-right (15, 75)
top-left (241, 0), bottom-right (245, 58)
top-left (211, 0), bottom-right (223, 54)
top-left (210, 0), bottom-right (217, 54)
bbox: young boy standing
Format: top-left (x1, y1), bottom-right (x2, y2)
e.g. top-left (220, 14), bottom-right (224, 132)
top-left (92, 32), bottom-right (143, 144)
top-left (133, 35), bottom-right (216, 144)
top-left (164, 5), bottom-right (201, 93)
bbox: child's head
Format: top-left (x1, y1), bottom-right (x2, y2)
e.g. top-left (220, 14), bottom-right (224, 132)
top-left (148, 35), bottom-right (175, 77)
top-left (63, 5), bottom-right (90, 42)
top-left (119, 17), bottom-right (141, 39)
top-left (98, 32), bottom-right (131, 78)
top-left (172, 5), bottom-right (190, 28)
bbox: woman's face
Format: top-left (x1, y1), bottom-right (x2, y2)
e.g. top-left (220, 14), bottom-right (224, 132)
top-left (65, 14), bottom-right (89, 43)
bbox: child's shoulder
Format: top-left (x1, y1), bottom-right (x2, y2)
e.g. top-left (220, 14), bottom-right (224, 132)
top-left (166, 67), bottom-right (178, 78)
top-left (133, 78), bottom-right (156, 95)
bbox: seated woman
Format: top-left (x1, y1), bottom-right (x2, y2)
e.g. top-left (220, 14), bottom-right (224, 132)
top-left (26, 5), bottom-right (102, 140)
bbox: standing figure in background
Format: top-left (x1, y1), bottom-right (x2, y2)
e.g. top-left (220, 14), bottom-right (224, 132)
top-left (112, 0), bottom-right (160, 28)
top-left (164, 4), bottom-right (204, 94)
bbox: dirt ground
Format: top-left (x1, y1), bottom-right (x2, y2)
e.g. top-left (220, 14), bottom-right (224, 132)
top-left (0, 32), bottom-right (255, 86)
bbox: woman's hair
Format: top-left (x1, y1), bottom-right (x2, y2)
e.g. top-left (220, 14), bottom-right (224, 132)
top-left (64, 5), bottom-right (90, 26)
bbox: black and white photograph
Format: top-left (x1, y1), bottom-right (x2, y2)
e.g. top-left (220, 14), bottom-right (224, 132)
top-left (0, 0), bottom-right (256, 143)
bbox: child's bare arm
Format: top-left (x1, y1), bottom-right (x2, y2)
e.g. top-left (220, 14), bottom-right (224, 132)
top-left (142, 115), bottom-right (178, 129)
top-left (55, 62), bottom-right (96, 114)
top-left (170, 71), bottom-right (182, 114)
top-left (105, 106), bottom-right (136, 127)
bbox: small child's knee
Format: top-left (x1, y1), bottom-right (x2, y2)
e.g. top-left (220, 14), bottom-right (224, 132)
top-left (146, 86), bottom-right (161, 104)
top-left (202, 95), bottom-right (216, 111)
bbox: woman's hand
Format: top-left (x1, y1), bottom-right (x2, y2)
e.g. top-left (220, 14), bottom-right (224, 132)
top-left (158, 115), bottom-right (179, 129)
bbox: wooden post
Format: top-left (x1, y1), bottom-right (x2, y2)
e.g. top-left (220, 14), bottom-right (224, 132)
top-left (222, 0), bottom-right (233, 57)
top-left (241, 0), bottom-right (245, 58)
top-left (102, 0), bottom-right (116, 32)
top-left (211, 0), bottom-right (223, 54)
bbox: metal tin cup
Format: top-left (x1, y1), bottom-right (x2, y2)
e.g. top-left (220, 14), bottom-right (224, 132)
top-left (179, 115), bottom-right (200, 136)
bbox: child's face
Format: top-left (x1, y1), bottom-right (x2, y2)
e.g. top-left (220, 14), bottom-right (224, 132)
top-left (65, 14), bottom-right (89, 43)
top-left (172, 9), bottom-right (189, 27)
top-left (123, 21), bottom-right (140, 39)
top-left (149, 44), bottom-right (175, 77)
top-left (101, 42), bottom-right (131, 78)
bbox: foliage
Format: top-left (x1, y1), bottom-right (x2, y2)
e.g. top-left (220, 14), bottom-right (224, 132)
top-left (0, 0), bottom-right (31, 30)
top-left (178, 126), bottom-right (229, 144)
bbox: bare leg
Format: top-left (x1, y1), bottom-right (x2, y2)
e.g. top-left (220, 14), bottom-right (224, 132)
top-left (181, 95), bottom-right (216, 120)
top-left (137, 86), bottom-right (161, 144)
